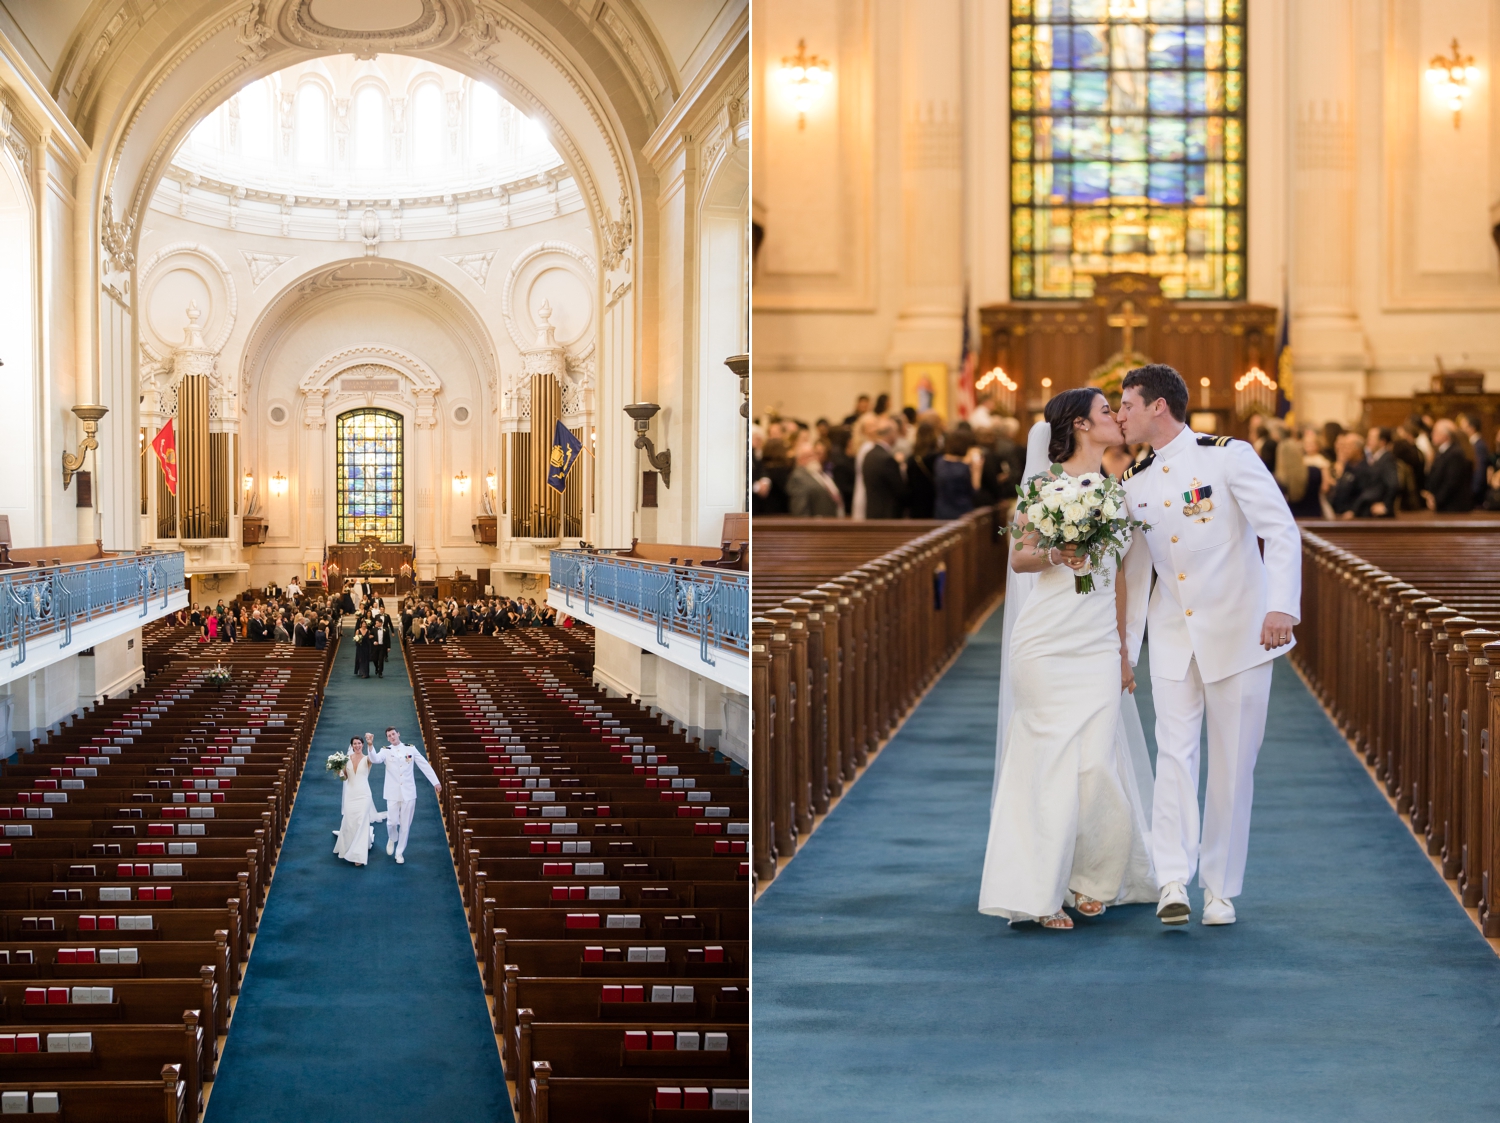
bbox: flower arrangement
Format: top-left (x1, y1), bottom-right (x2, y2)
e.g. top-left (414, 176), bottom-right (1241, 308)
top-left (1011, 467), bottom-right (1150, 594)
top-left (204, 664), bottom-right (232, 689)
top-left (325, 751), bottom-right (350, 778)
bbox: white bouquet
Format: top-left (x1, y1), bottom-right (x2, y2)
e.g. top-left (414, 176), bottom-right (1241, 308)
top-left (325, 751), bottom-right (350, 778)
top-left (1010, 466), bottom-right (1151, 594)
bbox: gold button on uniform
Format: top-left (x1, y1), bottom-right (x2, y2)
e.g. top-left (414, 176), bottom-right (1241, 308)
top-left (1170, 535), bottom-right (1179, 543)
top-left (1177, 573), bottom-right (1186, 581)
top-left (1162, 465), bottom-right (1171, 473)
top-left (1164, 499), bottom-right (1173, 507)
top-left (1185, 609), bottom-right (1193, 617)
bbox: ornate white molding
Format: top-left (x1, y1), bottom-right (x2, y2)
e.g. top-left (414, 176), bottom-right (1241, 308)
top-left (138, 241), bottom-right (240, 352)
top-left (242, 251), bottom-right (293, 285)
top-left (443, 251), bottom-right (496, 287)
top-left (299, 344), bottom-right (444, 396)
top-left (500, 240), bottom-right (597, 353)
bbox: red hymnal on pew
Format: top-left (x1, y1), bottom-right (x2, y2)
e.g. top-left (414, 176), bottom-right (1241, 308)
top-left (601, 986), bottom-right (622, 1003)
top-left (655, 1087), bottom-right (682, 1109)
top-left (624, 1031), bottom-right (648, 1051)
top-left (623, 985), bottom-right (644, 1002)
top-left (584, 946), bottom-right (603, 962)
top-left (650, 1031), bottom-right (675, 1050)
top-left (683, 1088), bottom-right (711, 1109)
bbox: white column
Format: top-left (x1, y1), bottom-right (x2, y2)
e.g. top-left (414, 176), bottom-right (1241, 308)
top-left (887, 0), bottom-right (966, 385)
top-left (1289, 0), bottom-right (1368, 425)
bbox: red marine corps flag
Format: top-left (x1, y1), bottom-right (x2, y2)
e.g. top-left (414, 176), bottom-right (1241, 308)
top-left (150, 419), bottom-right (178, 496)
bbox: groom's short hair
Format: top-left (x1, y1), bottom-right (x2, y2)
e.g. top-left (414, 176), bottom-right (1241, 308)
top-left (1122, 364), bottom-right (1189, 422)
top-left (385, 726), bottom-right (397, 734)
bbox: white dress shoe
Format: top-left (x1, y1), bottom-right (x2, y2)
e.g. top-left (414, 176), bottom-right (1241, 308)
top-left (395, 855), bottom-right (405, 864)
top-left (1202, 891), bottom-right (1236, 926)
top-left (1156, 881), bottom-right (1190, 925)
top-left (386, 839), bottom-right (396, 856)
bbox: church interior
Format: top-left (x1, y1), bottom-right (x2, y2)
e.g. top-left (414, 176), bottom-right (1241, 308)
top-left (752, 2), bottom-right (1500, 1121)
top-left (0, 1), bottom-right (747, 1120)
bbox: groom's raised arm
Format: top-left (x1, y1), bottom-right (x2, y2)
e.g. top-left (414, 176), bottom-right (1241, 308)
top-left (1225, 439), bottom-right (1302, 622)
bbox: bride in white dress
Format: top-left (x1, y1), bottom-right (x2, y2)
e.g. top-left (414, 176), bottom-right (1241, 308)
top-left (333, 736), bottom-right (379, 866)
top-left (979, 389), bottom-right (1156, 929)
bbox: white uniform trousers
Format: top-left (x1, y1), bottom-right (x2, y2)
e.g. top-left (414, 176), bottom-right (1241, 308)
top-left (385, 798), bottom-right (417, 858)
top-left (1149, 657), bottom-right (1273, 899)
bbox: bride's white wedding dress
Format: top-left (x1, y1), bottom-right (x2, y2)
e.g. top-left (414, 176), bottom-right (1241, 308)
top-left (333, 756), bottom-right (379, 866)
top-left (978, 428), bottom-right (1156, 923)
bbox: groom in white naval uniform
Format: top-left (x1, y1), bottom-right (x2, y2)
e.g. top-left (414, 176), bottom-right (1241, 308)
top-left (367, 727), bottom-right (441, 864)
top-left (1117, 364), bottom-right (1301, 927)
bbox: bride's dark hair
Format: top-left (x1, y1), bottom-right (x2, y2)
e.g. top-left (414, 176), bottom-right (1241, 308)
top-left (349, 736), bottom-right (362, 749)
top-left (1044, 387), bottom-right (1104, 465)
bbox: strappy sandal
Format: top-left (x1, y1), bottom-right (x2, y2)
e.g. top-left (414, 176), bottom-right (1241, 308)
top-left (1036, 909), bottom-right (1073, 930)
top-left (1072, 892), bottom-right (1106, 918)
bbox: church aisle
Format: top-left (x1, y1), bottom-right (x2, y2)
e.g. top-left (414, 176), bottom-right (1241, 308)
top-left (204, 629), bottom-right (510, 1123)
top-left (753, 610), bottom-right (1500, 1122)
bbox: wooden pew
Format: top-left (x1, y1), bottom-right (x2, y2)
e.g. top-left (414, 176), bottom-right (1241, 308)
top-left (751, 509), bottom-right (1008, 888)
top-left (1293, 521), bottom-right (1500, 933)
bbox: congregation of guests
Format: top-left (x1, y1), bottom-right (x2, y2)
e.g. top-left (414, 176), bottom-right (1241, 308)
top-left (397, 592), bottom-right (559, 644)
top-left (753, 392), bottom-right (1026, 522)
top-left (170, 575), bottom-right (337, 650)
top-left (756, 391), bottom-right (1500, 525)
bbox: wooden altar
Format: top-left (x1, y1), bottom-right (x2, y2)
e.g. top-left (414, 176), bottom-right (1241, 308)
top-left (325, 538), bottom-right (415, 593)
top-left (1361, 372), bottom-right (1500, 438)
top-left (979, 274), bottom-right (1279, 438)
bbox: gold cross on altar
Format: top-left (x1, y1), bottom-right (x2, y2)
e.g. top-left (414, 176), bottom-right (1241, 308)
top-left (1106, 299), bottom-right (1149, 353)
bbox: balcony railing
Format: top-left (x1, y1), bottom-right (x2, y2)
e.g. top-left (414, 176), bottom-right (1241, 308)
top-left (550, 550), bottom-right (749, 665)
top-left (1, 552), bottom-right (185, 668)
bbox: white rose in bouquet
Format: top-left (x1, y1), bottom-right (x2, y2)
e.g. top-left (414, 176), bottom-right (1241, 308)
top-left (1102, 499), bottom-right (1119, 519)
top-left (1038, 517), bottom-right (1057, 536)
top-left (1061, 523), bottom-right (1080, 541)
top-left (1027, 503), bottom-right (1047, 523)
top-left (1063, 501), bottom-right (1086, 524)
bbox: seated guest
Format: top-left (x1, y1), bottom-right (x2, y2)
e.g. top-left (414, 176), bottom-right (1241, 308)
top-left (933, 429), bottom-right (983, 520)
top-left (1424, 419), bottom-right (1474, 512)
top-left (787, 438), bottom-right (846, 518)
top-left (1358, 427), bottom-right (1400, 518)
top-left (1327, 433), bottom-right (1371, 518)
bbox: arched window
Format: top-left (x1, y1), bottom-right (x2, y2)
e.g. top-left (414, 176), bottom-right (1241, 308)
top-left (336, 408), bottom-right (404, 543)
top-left (353, 86), bottom-right (385, 170)
top-left (240, 79), bottom-right (274, 160)
top-left (470, 81), bottom-right (500, 164)
top-left (1009, 3), bottom-right (1246, 299)
top-left (296, 83), bottom-right (328, 166)
top-left (412, 82), bottom-right (443, 167)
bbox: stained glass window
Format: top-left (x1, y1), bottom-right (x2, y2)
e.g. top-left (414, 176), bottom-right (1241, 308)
top-left (336, 409), bottom-right (404, 543)
top-left (1010, 0), bottom-right (1245, 300)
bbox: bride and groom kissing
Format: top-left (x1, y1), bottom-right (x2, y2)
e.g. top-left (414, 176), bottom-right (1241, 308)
top-left (980, 364), bottom-right (1301, 930)
top-left (333, 728), bottom-right (442, 867)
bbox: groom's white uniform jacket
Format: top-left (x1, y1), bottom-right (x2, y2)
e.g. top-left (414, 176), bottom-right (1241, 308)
top-left (1121, 427), bottom-right (1301, 683)
top-left (369, 741), bottom-right (440, 801)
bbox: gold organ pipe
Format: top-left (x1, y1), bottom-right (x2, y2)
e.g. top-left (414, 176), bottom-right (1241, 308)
top-left (209, 432), bottom-right (229, 538)
top-left (177, 375), bottom-right (212, 539)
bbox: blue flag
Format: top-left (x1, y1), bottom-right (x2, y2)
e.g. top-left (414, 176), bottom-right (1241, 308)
top-left (547, 420), bottom-right (583, 493)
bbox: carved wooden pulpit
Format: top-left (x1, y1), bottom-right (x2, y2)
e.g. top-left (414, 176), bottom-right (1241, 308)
top-left (979, 274), bottom-right (1278, 437)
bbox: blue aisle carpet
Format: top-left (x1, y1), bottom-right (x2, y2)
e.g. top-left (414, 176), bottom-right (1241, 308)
top-left (205, 630), bottom-right (510, 1123)
top-left (752, 610), bottom-right (1500, 1122)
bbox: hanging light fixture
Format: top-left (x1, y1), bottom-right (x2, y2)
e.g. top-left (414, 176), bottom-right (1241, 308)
top-left (1426, 38), bottom-right (1478, 128)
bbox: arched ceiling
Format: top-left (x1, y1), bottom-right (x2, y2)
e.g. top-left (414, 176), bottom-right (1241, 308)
top-left (16, 0), bottom-right (741, 275)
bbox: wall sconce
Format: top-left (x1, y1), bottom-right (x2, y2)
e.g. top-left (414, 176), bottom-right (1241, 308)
top-left (62, 404), bottom-right (109, 491)
top-left (1039, 376), bottom-right (1053, 404)
top-left (453, 471), bottom-right (471, 495)
top-left (1427, 38), bottom-right (1477, 128)
top-left (1199, 376), bottom-right (1212, 410)
top-left (242, 471), bottom-right (254, 492)
top-left (778, 39), bottom-right (833, 130)
top-left (485, 468), bottom-right (497, 493)
top-left (724, 354), bottom-right (749, 418)
top-left (624, 403), bottom-right (671, 489)
top-left (269, 471), bottom-right (289, 497)
top-left (1234, 367), bottom-right (1277, 418)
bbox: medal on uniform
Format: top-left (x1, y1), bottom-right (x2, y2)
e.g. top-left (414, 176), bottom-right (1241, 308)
top-left (1182, 480), bottom-right (1214, 519)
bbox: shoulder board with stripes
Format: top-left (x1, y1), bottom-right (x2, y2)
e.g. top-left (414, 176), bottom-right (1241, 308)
top-left (1121, 449), bottom-right (1156, 480)
top-left (1196, 435), bottom-right (1234, 447)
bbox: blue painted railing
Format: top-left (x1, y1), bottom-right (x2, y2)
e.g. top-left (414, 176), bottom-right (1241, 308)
top-left (1, 551), bottom-right (185, 668)
top-left (550, 550), bottom-right (749, 665)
